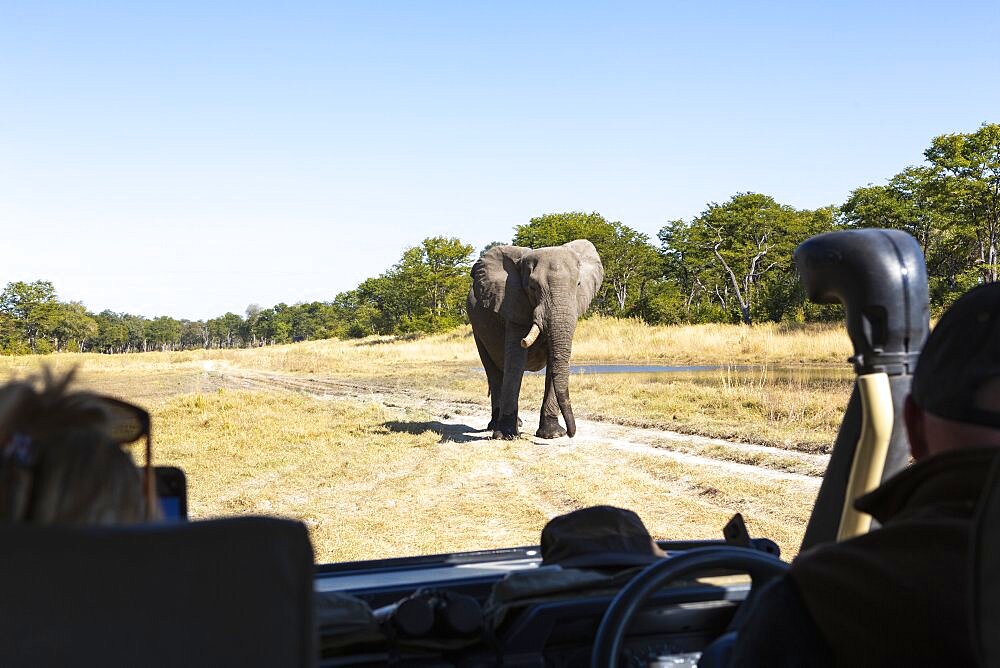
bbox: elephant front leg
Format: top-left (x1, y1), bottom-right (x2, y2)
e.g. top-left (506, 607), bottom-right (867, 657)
top-left (474, 333), bottom-right (504, 431)
top-left (494, 327), bottom-right (529, 439)
top-left (536, 366), bottom-right (567, 439)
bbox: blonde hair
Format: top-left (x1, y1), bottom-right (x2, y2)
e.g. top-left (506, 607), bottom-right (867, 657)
top-left (0, 370), bottom-right (156, 525)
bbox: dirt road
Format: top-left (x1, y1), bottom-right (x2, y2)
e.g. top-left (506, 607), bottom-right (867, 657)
top-left (153, 362), bottom-right (827, 559)
top-left (217, 365), bottom-right (827, 484)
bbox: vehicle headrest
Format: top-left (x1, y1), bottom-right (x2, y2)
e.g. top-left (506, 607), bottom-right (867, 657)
top-left (0, 516), bottom-right (315, 668)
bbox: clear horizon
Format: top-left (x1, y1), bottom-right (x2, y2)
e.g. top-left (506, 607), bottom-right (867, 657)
top-left (2, 1), bottom-right (998, 320)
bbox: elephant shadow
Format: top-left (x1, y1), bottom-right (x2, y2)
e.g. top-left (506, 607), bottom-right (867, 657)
top-left (383, 420), bottom-right (487, 444)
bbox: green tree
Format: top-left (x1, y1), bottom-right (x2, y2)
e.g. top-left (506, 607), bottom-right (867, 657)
top-left (420, 236), bottom-right (474, 331)
top-left (207, 313), bottom-right (243, 348)
top-left (513, 212), bottom-right (613, 248)
top-left (243, 304), bottom-right (262, 346)
top-left (281, 301), bottom-right (339, 340)
top-left (656, 219), bottom-right (726, 323)
top-left (0, 281), bottom-right (61, 353)
top-left (662, 195), bottom-right (837, 324)
top-left (94, 310), bottom-right (128, 353)
top-left (250, 308), bottom-right (277, 346)
top-left (843, 167), bottom-right (976, 307)
top-left (513, 213), bottom-right (661, 318)
top-left (385, 247), bottom-right (430, 332)
top-left (336, 236), bottom-right (474, 336)
top-left (332, 287), bottom-right (386, 337)
top-left (123, 315), bottom-right (148, 352)
top-left (354, 276), bottom-right (404, 335)
top-left (270, 304), bottom-right (294, 344)
top-left (925, 124), bottom-right (1000, 283)
top-left (52, 302), bottom-right (98, 352)
top-left (179, 320), bottom-right (205, 349)
top-left (146, 316), bottom-right (182, 352)
top-left (600, 222), bottom-right (663, 315)
top-left (0, 311), bottom-right (28, 354)
top-left (843, 123), bottom-right (1000, 310)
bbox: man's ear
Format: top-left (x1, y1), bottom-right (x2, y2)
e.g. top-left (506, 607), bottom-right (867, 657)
top-left (904, 394), bottom-right (929, 460)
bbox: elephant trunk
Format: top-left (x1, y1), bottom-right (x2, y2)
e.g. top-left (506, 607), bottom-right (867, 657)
top-left (548, 310), bottom-right (577, 437)
top-left (556, 373), bottom-right (576, 437)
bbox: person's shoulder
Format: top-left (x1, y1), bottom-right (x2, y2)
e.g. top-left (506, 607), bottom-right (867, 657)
top-left (789, 529), bottom-right (919, 602)
top-left (787, 527), bottom-right (971, 665)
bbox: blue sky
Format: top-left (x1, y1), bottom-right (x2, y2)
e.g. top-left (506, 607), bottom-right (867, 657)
top-left (2, 1), bottom-right (998, 320)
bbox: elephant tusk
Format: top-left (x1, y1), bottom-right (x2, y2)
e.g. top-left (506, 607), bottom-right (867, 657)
top-left (521, 323), bottom-right (541, 348)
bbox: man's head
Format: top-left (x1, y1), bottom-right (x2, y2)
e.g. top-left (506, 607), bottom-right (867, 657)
top-left (906, 283), bottom-right (1000, 459)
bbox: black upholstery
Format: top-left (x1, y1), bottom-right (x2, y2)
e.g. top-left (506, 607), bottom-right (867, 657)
top-left (0, 516), bottom-right (315, 667)
top-left (697, 630), bottom-right (736, 667)
top-left (972, 456), bottom-right (1000, 666)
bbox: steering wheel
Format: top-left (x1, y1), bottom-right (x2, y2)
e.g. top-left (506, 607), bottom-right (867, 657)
top-left (590, 546), bottom-right (789, 668)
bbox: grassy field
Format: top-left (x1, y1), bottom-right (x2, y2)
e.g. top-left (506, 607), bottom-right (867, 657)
top-left (0, 318), bottom-right (854, 560)
top-left (188, 317), bottom-right (855, 452)
top-left (146, 390), bottom-right (818, 563)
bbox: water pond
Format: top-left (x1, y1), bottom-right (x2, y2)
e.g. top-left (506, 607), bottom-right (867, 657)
top-left (524, 363), bottom-right (855, 384)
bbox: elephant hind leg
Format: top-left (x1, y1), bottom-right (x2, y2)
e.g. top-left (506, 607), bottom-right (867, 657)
top-left (473, 333), bottom-right (503, 431)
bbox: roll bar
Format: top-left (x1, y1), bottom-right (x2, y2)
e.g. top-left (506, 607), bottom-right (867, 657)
top-left (795, 229), bottom-right (929, 551)
top-left (795, 228), bottom-right (927, 375)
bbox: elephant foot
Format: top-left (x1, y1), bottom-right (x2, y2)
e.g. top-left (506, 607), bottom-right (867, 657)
top-left (535, 417), bottom-right (567, 439)
top-left (491, 414), bottom-right (520, 440)
top-left (484, 418), bottom-right (524, 438)
top-left (487, 417), bottom-right (522, 431)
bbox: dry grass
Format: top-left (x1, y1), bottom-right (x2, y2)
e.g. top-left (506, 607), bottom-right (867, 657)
top-left (0, 318), bottom-right (852, 376)
top-left (562, 367), bottom-right (850, 453)
top-left (151, 389), bottom-right (815, 561)
top-left (572, 316), bottom-right (852, 365)
top-left (0, 321), bottom-right (854, 452)
top-left (0, 319), bottom-right (853, 560)
top-left (193, 320), bottom-right (853, 451)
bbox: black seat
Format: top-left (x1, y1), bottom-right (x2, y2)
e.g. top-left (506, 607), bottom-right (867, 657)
top-left (972, 455), bottom-right (1000, 667)
top-left (0, 516), bottom-right (315, 667)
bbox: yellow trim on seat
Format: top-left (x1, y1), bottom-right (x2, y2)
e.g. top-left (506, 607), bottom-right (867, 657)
top-left (837, 372), bottom-right (894, 541)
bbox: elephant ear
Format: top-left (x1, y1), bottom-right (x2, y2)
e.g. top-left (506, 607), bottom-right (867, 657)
top-left (471, 245), bottom-right (534, 324)
top-left (565, 239), bottom-right (605, 317)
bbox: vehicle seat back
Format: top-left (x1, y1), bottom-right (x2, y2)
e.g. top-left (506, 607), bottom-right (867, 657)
top-left (0, 516), bottom-right (315, 668)
top-left (972, 456), bottom-right (1000, 666)
top-left (697, 630), bottom-right (736, 667)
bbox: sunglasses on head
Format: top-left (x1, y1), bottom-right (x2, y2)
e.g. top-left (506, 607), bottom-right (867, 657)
top-left (100, 397), bottom-right (155, 516)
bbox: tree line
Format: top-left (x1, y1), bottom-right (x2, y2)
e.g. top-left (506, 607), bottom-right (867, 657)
top-left (0, 237), bottom-right (478, 354)
top-left (2, 123), bottom-right (996, 355)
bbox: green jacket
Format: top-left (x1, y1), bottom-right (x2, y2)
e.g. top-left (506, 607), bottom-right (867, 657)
top-left (734, 447), bottom-right (999, 667)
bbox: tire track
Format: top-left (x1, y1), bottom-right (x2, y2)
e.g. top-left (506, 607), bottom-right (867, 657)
top-left (212, 365), bottom-right (825, 482)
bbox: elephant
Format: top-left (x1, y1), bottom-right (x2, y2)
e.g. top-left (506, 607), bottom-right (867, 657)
top-left (467, 239), bottom-right (604, 440)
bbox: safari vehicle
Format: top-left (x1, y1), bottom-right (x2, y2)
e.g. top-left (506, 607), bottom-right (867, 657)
top-left (2, 228), bottom-right (991, 667)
